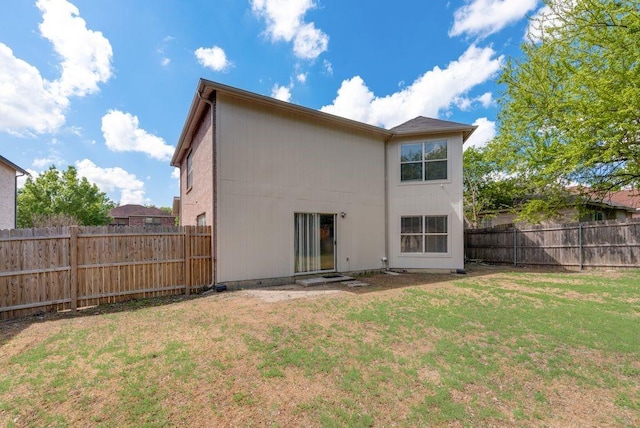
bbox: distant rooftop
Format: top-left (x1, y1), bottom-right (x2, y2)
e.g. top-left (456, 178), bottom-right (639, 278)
top-left (109, 204), bottom-right (174, 217)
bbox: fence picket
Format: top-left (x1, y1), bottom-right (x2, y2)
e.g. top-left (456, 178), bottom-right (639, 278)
top-left (0, 225), bottom-right (212, 320)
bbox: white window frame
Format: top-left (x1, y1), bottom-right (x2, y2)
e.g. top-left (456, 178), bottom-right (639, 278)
top-left (400, 140), bottom-right (448, 183)
top-left (186, 150), bottom-right (194, 190)
top-left (400, 215), bottom-right (449, 254)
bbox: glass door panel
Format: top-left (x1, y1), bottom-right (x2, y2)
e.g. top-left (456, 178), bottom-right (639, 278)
top-left (294, 213), bottom-right (336, 273)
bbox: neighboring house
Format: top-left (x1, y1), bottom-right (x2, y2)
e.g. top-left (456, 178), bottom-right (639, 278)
top-left (0, 155), bottom-right (29, 230)
top-left (108, 204), bottom-right (176, 226)
top-left (171, 79), bottom-right (475, 286)
top-left (477, 192), bottom-right (638, 228)
top-left (604, 190), bottom-right (640, 218)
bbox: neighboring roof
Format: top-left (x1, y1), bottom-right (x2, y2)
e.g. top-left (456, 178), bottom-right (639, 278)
top-left (109, 204), bottom-right (174, 218)
top-left (602, 190), bottom-right (640, 211)
top-left (0, 154), bottom-right (29, 175)
top-left (171, 79), bottom-right (477, 166)
top-left (390, 116), bottom-right (476, 142)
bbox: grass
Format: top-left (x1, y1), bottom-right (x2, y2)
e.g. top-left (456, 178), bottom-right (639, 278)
top-left (1, 267), bottom-right (639, 426)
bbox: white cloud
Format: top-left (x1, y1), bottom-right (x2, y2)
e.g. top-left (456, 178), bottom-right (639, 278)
top-left (75, 159), bottom-right (146, 205)
top-left (454, 96), bottom-right (473, 111)
top-left (323, 59), bottom-right (333, 75)
top-left (321, 76), bottom-right (376, 123)
top-left (477, 92), bottom-right (494, 108)
top-left (101, 110), bottom-right (174, 161)
top-left (464, 117), bottom-right (496, 150)
top-left (37, 0), bottom-right (113, 104)
top-left (251, 0), bottom-right (328, 60)
top-left (292, 22), bottom-right (328, 59)
top-left (157, 35), bottom-right (174, 67)
top-left (454, 92), bottom-right (494, 111)
top-left (525, 2), bottom-right (575, 43)
top-left (271, 83), bottom-right (293, 102)
top-left (0, 0), bottom-right (112, 136)
top-left (194, 45), bottom-right (232, 71)
top-left (449, 0), bottom-right (538, 39)
top-left (321, 44), bottom-right (503, 128)
top-left (171, 168), bottom-right (180, 180)
top-left (0, 43), bottom-right (65, 135)
top-left (33, 156), bottom-right (62, 169)
top-left (296, 72), bottom-right (307, 83)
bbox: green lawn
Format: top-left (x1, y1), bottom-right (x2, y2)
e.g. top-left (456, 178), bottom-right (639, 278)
top-left (1, 267), bottom-right (639, 427)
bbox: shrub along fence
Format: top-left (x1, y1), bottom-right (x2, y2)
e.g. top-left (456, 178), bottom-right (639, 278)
top-left (0, 225), bottom-right (212, 321)
top-left (465, 219), bottom-right (640, 269)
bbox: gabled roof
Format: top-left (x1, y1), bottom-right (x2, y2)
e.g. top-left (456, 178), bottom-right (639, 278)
top-left (172, 79), bottom-right (477, 166)
top-left (390, 116), bottom-right (476, 142)
top-left (0, 154), bottom-right (28, 175)
top-left (109, 204), bottom-right (174, 218)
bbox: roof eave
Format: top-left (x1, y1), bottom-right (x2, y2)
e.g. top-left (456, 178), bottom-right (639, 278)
top-left (391, 125), bottom-right (477, 142)
top-left (0, 155), bottom-right (29, 175)
top-left (171, 79), bottom-right (391, 166)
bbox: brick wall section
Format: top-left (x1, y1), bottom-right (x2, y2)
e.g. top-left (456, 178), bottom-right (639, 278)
top-left (128, 216), bottom-right (176, 226)
top-left (0, 163), bottom-right (16, 230)
top-left (180, 103), bottom-right (213, 226)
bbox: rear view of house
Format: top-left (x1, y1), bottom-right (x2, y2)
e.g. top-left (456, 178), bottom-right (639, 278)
top-left (0, 155), bottom-right (29, 230)
top-left (171, 79), bottom-right (475, 286)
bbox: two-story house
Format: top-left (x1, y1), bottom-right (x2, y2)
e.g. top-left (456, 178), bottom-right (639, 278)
top-left (0, 155), bottom-right (29, 230)
top-left (171, 79), bottom-right (475, 286)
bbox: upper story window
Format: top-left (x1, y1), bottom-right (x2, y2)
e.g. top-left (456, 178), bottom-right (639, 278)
top-left (186, 150), bottom-right (194, 189)
top-left (400, 141), bottom-right (447, 182)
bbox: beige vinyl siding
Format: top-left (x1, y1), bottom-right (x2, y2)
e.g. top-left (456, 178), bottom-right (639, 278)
top-left (0, 163), bottom-right (16, 230)
top-left (215, 94), bottom-right (386, 282)
top-left (387, 133), bottom-right (465, 270)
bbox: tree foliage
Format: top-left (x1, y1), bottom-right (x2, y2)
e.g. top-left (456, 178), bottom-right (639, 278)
top-left (463, 147), bottom-right (527, 228)
top-left (491, 0), bottom-right (640, 219)
top-left (17, 166), bottom-right (116, 228)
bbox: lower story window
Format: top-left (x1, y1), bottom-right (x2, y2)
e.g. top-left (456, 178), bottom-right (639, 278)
top-left (145, 217), bottom-right (162, 226)
top-left (401, 215), bottom-right (448, 253)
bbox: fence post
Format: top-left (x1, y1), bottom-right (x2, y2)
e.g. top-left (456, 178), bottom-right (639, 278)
top-left (184, 226), bottom-right (192, 296)
top-left (513, 227), bottom-right (517, 267)
top-left (578, 223), bottom-right (583, 270)
top-left (69, 226), bottom-right (78, 311)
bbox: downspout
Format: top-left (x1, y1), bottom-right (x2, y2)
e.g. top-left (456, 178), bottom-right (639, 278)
top-left (197, 91), bottom-right (218, 286)
top-left (383, 133), bottom-right (394, 270)
top-left (14, 171), bottom-right (26, 229)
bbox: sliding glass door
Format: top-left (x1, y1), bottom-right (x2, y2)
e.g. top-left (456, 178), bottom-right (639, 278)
top-left (294, 213), bottom-right (336, 273)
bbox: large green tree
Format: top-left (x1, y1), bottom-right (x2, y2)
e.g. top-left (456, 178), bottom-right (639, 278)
top-left (491, 0), bottom-right (640, 219)
top-left (17, 166), bottom-right (116, 228)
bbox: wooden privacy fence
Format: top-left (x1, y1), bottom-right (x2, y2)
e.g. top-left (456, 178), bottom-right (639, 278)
top-left (465, 219), bottom-right (640, 269)
top-left (0, 225), bottom-right (212, 321)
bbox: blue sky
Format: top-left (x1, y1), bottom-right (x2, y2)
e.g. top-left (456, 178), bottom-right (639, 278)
top-left (0, 0), bottom-right (544, 208)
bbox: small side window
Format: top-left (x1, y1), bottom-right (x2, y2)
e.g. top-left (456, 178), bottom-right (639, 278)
top-left (187, 151), bottom-right (194, 189)
top-left (197, 213), bottom-right (206, 226)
